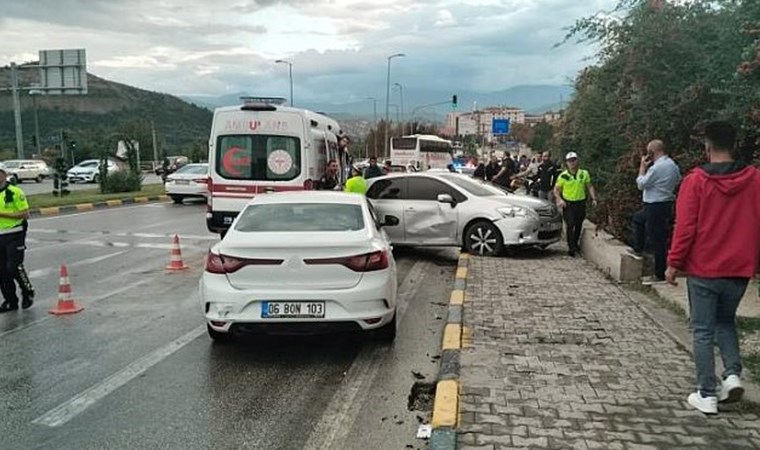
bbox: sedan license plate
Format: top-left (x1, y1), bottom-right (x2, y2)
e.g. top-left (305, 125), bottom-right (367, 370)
top-left (547, 222), bottom-right (563, 231)
top-left (175, 180), bottom-right (190, 185)
top-left (261, 301), bottom-right (325, 319)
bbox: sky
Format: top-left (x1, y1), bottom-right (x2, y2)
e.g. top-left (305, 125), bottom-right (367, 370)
top-left (0, 0), bottom-right (619, 103)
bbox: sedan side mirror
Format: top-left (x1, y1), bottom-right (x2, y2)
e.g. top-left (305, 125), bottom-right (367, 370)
top-left (437, 193), bottom-right (456, 207)
top-left (382, 215), bottom-right (400, 227)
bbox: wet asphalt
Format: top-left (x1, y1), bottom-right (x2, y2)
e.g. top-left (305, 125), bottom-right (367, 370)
top-left (0, 201), bottom-right (456, 450)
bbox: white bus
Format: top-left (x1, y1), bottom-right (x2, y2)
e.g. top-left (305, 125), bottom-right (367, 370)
top-left (206, 97), bottom-right (346, 233)
top-left (390, 134), bottom-right (454, 171)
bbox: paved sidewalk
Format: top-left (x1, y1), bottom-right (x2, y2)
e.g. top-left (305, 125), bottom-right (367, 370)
top-left (458, 249), bottom-right (760, 450)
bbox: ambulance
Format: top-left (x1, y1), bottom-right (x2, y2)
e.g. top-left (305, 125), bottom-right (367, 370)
top-left (206, 97), bottom-right (345, 234)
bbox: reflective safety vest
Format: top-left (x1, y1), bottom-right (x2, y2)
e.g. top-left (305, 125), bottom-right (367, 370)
top-left (556, 169), bottom-right (591, 201)
top-left (0, 184), bottom-right (29, 233)
top-left (344, 176), bottom-right (368, 195)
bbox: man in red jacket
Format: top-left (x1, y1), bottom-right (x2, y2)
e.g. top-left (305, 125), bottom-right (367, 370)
top-left (666, 121), bottom-right (760, 415)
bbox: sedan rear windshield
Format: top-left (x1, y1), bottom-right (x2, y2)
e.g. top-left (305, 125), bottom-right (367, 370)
top-left (235, 203), bottom-right (365, 232)
top-left (217, 135), bottom-right (301, 181)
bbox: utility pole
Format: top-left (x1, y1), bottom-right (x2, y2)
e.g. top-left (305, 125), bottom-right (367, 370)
top-left (10, 63), bottom-right (24, 159)
top-left (152, 121), bottom-right (159, 162)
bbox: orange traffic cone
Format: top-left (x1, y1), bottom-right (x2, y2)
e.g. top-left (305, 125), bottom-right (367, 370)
top-left (49, 264), bottom-right (84, 315)
top-left (166, 234), bottom-right (189, 271)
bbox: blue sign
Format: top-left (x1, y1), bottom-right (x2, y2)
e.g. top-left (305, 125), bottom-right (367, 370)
top-left (492, 118), bottom-right (510, 135)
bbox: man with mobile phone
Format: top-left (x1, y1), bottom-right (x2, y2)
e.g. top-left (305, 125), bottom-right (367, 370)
top-left (630, 140), bottom-right (681, 284)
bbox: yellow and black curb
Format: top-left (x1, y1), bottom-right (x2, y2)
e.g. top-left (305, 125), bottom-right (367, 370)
top-left (430, 251), bottom-right (470, 450)
top-left (30, 195), bottom-right (171, 217)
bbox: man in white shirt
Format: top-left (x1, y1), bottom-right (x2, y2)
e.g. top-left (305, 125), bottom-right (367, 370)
top-left (631, 139), bottom-right (681, 284)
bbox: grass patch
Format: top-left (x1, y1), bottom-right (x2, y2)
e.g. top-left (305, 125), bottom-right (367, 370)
top-left (28, 183), bottom-right (165, 209)
top-left (738, 317), bottom-right (760, 336)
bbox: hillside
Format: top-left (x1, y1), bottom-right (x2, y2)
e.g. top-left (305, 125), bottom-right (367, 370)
top-left (0, 65), bottom-right (212, 160)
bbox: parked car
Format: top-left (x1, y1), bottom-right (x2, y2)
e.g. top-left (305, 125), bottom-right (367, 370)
top-left (200, 191), bottom-right (399, 342)
top-left (155, 156), bottom-right (189, 176)
top-left (165, 163), bottom-right (208, 204)
top-left (366, 172), bottom-right (562, 256)
top-left (67, 159), bottom-right (120, 183)
top-left (2, 159), bottom-right (46, 183)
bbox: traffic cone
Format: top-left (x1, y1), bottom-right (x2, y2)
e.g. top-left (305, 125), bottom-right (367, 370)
top-left (49, 264), bottom-right (84, 315)
top-left (166, 234), bottom-right (189, 271)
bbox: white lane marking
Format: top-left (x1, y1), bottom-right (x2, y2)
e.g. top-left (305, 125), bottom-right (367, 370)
top-left (0, 279), bottom-right (151, 339)
top-left (303, 260), bottom-right (427, 450)
top-left (30, 203), bottom-right (159, 222)
top-left (32, 325), bottom-right (205, 427)
top-left (30, 229), bottom-right (217, 242)
top-left (28, 251), bottom-right (128, 279)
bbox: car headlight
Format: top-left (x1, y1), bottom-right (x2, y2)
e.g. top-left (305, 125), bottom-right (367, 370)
top-left (497, 206), bottom-right (536, 219)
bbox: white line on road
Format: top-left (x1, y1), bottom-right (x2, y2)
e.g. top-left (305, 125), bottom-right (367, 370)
top-left (28, 251), bottom-right (128, 279)
top-left (30, 204), bottom-right (158, 222)
top-left (303, 260), bottom-right (428, 450)
top-left (32, 325), bottom-right (205, 427)
top-left (0, 279), bottom-right (151, 339)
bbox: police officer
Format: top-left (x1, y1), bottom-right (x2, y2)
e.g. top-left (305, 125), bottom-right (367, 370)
top-left (0, 167), bottom-right (34, 313)
top-left (554, 152), bottom-right (598, 257)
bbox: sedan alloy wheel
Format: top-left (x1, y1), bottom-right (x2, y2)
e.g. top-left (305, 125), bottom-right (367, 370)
top-left (464, 221), bottom-right (503, 257)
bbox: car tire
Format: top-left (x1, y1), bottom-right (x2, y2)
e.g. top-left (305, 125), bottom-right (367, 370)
top-left (170, 195), bottom-right (184, 204)
top-left (35, 175), bottom-right (42, 183)
top-left (10, 175), bottom-right (18, 184)
top-left (207, 324), bottom-right (234, 343)
top-left (92, 174), bottom-right (100, 184)
top-left (371, 313), bottom-right (397, 342)
top-left (463, 220), bottom-right (503, 257)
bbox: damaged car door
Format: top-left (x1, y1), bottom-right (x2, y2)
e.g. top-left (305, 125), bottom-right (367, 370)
top-left (366, 177), bottom-right (408, 243)
top-left (404, 177), bottom-right (461, 245)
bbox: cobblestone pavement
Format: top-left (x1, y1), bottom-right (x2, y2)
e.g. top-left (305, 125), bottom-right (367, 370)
top-left (458, 249), bottom-right (760, 450)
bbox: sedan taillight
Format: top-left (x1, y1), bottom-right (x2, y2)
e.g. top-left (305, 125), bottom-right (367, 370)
top-left (304, 250), bottom-right (389, 272)
top-left (194, 177), bottom-right (209, 184)
top-left (205, 251), bottom-right (284, 274)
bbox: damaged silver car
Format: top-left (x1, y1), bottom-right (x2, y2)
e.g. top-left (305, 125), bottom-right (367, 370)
top-left (366, 172), bottom-right (562, 256)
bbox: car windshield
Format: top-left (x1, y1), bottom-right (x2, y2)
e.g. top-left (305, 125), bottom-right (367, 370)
top-left (75, 161), bottom-right (99, 168)
top-left (234, 203), bottom-right (365, 232)
top-left (3, 161), bottom-right (20, 168)
top-left (175, 164), bottom-right (208, 175)
top-left (437, 174), bottom-right (508, 197)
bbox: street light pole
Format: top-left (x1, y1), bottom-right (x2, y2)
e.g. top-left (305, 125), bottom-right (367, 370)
top-left (366, 97), bottom-right (378, 156)
top-left (384, 53), bottom-right (405, 157)
top-left (394, 82), bottom-right (404, 134)
top-left (275, 59), bottom-right (293, 106)
top-left (29, 89), bottom-right (42, 156)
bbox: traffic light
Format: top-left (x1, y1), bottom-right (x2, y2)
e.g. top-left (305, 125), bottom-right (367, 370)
top-left (452, 95), bottom-right (458, 108)
top-left (68, 140), bottom-right (77, 151)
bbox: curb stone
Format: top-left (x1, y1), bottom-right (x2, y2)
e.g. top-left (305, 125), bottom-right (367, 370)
top-left (29, 195), bottom-right (171, 217)
top-left (430, 251), bottom-right (469, 450)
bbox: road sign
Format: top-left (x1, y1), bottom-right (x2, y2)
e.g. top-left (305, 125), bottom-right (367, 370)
top-left (492, 118), bottom-right (510, 135)
top-left (38, 49), bottom-right (88, 95)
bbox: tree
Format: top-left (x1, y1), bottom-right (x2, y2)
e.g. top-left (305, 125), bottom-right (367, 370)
top-left (555, 0), bottom-right (760, 240)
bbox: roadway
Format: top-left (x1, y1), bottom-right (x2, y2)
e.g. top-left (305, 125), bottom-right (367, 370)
top-left (18, 174), bottom-right (163, 196)
top-left (0, 202), bottom-right (456, 450)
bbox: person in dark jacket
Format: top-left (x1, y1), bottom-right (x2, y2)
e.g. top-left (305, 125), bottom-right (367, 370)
top-left (666, 121), bottom-right (760, 415)
top-left (484, 155), bottom-right (501, 181)
top-left (535, 151), bottom-right (558, 200)
top-left (364, 156), bottom-right (384, 179)
top-left (316, 159), bottom-right (340, 190)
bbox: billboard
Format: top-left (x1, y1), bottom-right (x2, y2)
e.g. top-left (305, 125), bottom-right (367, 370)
top-left (492, 118), bottom-right (510, 135)
top-left (38, 49), bottom-right (88, 95)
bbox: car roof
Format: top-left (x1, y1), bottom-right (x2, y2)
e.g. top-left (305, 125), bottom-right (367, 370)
top-left (245, 191), bottom-right (366, 206)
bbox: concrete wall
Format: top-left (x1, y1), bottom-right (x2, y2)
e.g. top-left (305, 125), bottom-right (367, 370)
top-left (580, 220), bottom-right (643, 283)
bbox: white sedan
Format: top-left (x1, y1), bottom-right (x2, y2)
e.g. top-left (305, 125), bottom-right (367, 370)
top-left (199, 191), bottom-right (399, 342)
top-left (164, 163), bottom-right (209, 204)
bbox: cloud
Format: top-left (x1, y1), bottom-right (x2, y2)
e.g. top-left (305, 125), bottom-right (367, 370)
top-left (434, 10), bottom-right (457, 28)
top-left (0, 0), bottom-right (618, 102)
